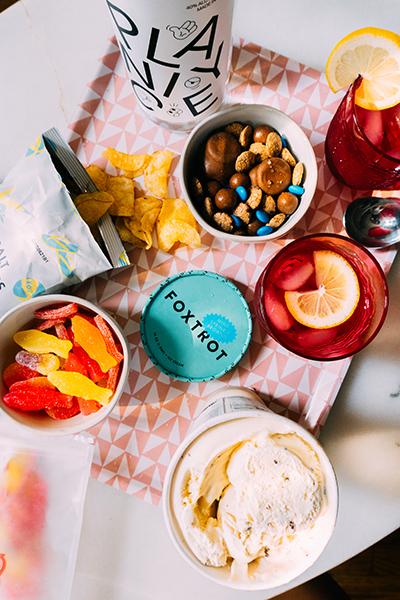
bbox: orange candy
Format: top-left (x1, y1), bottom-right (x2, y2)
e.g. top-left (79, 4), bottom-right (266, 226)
top-left (71, 315), bottom-right (117, 372)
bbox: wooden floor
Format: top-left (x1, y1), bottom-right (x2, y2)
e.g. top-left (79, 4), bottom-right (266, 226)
top-left (331, 529), bottom-right (400, 600)
top-left (0, 0), bottom-right (15, 11)
top-left (1, 0), bottom-right (399, 598)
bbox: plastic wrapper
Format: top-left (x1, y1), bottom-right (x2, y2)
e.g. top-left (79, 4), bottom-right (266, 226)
top-left (0, 129), bottom-right (129, 318)
top-left (0, 424), bottom-right (92, 600)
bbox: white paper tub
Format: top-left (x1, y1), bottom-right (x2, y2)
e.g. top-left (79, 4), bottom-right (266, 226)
top-left (162, 386), bottom-right (338, 590)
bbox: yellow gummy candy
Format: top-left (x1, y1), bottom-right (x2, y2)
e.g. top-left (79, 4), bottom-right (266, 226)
top-left (48, 371), bottom-right (113, 405)
top-left (71, 315), bottom-right (117, 372)
top-left (35, 353), bottom-right (60, 375)
top-left (4, 455), bottom-right (30, 493)
top-left (13, 330), bottom-right (72, 359)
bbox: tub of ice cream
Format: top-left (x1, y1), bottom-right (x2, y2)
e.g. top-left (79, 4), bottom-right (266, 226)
top-left (162, 387), bottom-right (338, 590)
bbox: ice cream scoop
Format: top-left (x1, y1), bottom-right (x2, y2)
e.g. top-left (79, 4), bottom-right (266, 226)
top-left (172, 418), bottom-right (329, 583)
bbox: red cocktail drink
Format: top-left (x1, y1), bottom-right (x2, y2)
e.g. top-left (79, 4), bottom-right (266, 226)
top-left (325, 76), bottom-right (400, 190)
top-left (254, 234), bottom-right (388, 361)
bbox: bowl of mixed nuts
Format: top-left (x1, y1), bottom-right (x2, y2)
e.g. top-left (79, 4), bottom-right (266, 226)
top-left (179, 104), bottom-right (318, 242)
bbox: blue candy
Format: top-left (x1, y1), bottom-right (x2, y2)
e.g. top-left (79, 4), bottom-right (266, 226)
top-left (256, 225), bottom-right (274, 236)
top-left (255, 209), bottom-right (269, 224)
top-left (235, 185), bottom-right (248, 201)
top-left (231, 215), bottom-right (243, 228)
top-left (280, 134), bottom-right (288, 148)
top-left (288, 184), bottom-right (305, 195)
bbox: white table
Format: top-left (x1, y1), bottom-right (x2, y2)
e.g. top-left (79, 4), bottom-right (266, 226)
top-left (1, 1), bottom-right (399, 598)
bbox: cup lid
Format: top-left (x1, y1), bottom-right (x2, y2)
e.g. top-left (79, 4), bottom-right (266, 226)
top-left (140, 270), bottom-right (252, 382)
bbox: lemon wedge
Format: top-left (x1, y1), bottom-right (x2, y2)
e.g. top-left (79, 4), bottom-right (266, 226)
top-left (326, 27), bottom-right (400, 110)
top-left (284, 251), bottom-right (360, 329)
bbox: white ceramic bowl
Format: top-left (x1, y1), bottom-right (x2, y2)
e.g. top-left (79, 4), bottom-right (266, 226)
top-left (179, 103), bottom-right (318, 242)
top-left (0, 294), bottom-right (129, 435)
top-left (163, 387), bottom-right (338, 591)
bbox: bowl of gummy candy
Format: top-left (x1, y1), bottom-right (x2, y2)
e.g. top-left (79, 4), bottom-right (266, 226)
top-left (0, 294), bottom-right (129, 434)
top-left (180, 104), bottom-right (318, 242)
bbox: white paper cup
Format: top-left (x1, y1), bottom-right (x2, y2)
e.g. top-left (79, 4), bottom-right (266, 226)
top-left (162, 386), bottom-right (338, 590)
top-left (0, 294), bottom-right (129, 435)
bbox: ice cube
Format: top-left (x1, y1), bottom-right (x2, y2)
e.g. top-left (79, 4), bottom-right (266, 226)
top-left (272, 256), bottom-right (314, 291)
top-left (296, 327), bottom-right (337, 347)
top-left (264, 287), bottom-right (295, 331)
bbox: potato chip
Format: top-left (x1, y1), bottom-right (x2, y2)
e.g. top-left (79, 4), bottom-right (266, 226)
top-left (144, 150), bottom-right (174, 198)
top-left (124, 196), bottom-right (162, 250)
top-left (156, 198), bottom-right (200, 252)
top-left (103, 148), bottom-right (151, 177)
top-left (157, 219), bottom-right (201, 253)
top-left (86, 164), bottom-right (108, 191)
top-left (106, 176), bottom-right (135, 216)
top-left (74, 191), bottom-right (114, 225)
top-left (135, 195), bottom-right (162, 219)
top-left (125, 218), bottom-right (152, 249)
top-left (115, 217), bottom-right (146, 248)
top-left (157, 197), bottom-right (197, 227)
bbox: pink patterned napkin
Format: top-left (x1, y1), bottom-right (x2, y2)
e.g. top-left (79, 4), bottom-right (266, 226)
top-left (68, 38), bottom-right (396, 504)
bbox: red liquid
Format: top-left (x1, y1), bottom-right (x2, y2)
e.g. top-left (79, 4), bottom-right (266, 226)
top-left (325, 76), bottom-right (400, 190)
top-left (254, 234), bottom-right (388, 361)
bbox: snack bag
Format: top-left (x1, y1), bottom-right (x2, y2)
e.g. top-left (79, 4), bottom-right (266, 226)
top-left (0, 423), bottom-right (93, 600)
top-left (0, 134), bottom-right (111, 316)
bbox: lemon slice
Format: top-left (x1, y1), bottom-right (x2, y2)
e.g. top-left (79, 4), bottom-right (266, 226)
top-left (284, 251), bottom-right (360, 329)
top-left (326, 27), bottom-right (400, 110)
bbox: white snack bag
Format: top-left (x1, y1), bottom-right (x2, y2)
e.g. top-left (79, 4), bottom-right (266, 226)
top-left (0, 134), bottom-right (111, 316)
top-left (0, 423), bottom-right (93, 600)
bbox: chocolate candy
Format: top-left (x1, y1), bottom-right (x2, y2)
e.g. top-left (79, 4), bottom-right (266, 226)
top-left (253, 125), bottom-right (274, 144)
top-left (231, 215), bottom-right (243, 228)
top-left (255, 209), bottom-right (269, 224)
top-left (207, 180), bottom-right (221, 197)
top-left (277, 192), bottom-right (298, 215)
top-left (215, 188), bottom-right (237, 211)
top-left (235, 186), bottom-right (248, 201)
top-left (250, 158), bottom-right (291, 195)
top-left (204, 132), bottom-right (241, 182)
top-left (256, 225), bottom-right (274, 236)
top-left (229, 172), bottom-right (250, 188)
top-left (288, 184), bottom-right (305, 195)
top-left (247, 220), bottom-right (263, 235)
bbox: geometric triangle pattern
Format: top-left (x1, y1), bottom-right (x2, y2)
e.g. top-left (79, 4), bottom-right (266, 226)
top-left (68, 38), bottom-right (397, 505)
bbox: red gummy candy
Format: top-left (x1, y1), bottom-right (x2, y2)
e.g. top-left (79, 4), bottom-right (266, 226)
top-left (2, 362), bottom-right (39, 389)
top-left (36, 318), bottom-right (65, 331)
top-left (46, 397), bottom-right (81, 420)
top-left (34, 302), bottom-right (78, 320)
top-left (4, 381), bottom-right (73, 411)
top-left (107, 364), bottom-right (120, 392)
top-left (73, 343), bottom-right (106, 383)
top-left (6, 458), bottom-right (48, 548)
top-left (10, 376), bottom-right (55, 390)
top-left (94, 315), bottom-right (124, 363)
top-left (78, 397), bottom-right (101, 415)
top-left (55, 322), bottom-right (69, 340)
top-left (64, 352), bottom-right (88, 377)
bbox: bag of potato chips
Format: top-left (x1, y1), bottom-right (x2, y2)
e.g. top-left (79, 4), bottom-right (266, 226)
top-left (0, 129), bottom-right (127, 317)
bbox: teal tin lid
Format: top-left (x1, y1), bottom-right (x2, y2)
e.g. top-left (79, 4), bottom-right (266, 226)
top-left (140, 270), bottom-right (252, 382)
